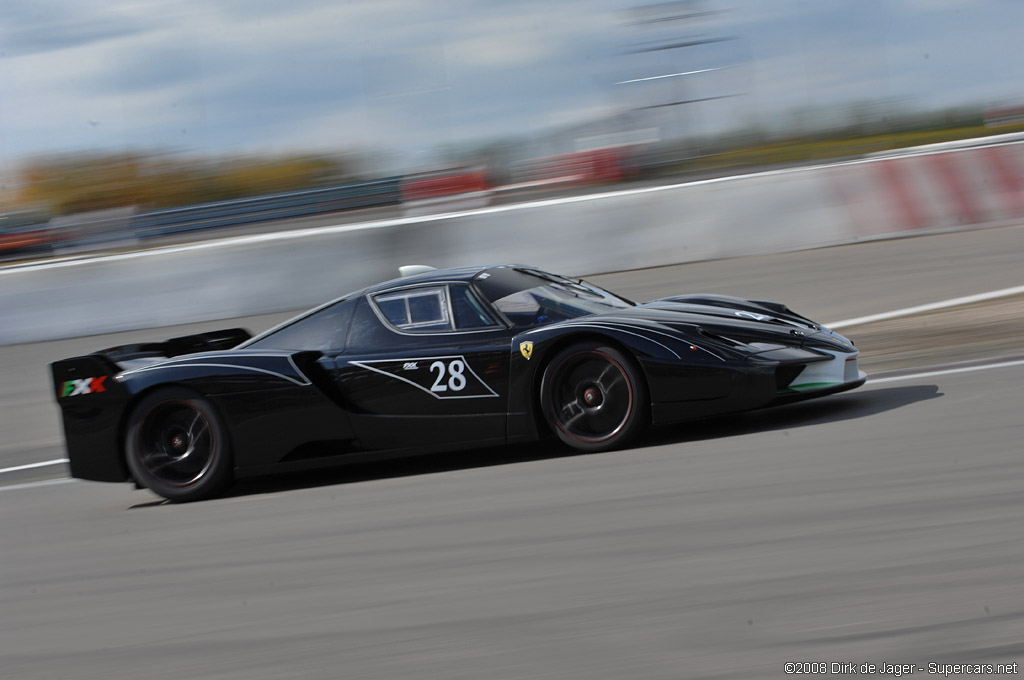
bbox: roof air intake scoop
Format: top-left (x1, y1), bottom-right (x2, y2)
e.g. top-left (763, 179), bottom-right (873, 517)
top-left (399, 265), bottom-right (437, 277)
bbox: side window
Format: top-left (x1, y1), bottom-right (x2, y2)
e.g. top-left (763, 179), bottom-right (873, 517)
top-left (450, 284), bottom-right (500, 329)
top-left (372, 286), bottom-right (452, 332)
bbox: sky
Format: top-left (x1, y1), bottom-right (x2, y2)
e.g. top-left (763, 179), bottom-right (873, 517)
top-left (1, 0), bottom-right (1022, 173)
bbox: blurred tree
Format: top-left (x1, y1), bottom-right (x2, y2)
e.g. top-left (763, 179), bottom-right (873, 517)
top-left (17, 152), bottom-right (352, 215)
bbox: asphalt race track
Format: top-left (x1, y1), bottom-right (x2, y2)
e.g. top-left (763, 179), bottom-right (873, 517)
top-left (2, 223), bottom-right (1023, 679)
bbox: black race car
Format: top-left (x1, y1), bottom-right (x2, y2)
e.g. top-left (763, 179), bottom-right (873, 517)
top-left (51, 264), bottom-right (865, 502)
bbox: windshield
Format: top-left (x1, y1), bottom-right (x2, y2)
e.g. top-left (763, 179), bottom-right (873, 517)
top-left (487, 270), bottom-right (633, 328)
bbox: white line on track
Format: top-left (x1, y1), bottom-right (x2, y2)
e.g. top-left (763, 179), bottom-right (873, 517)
top-left (826, 285), bottom-right (1024, 329)
top-left (869, 359), bottom-right (1024, 384)
top-left (0, 478), bottom-right (75, 492)
top-left (0, 458), bottom-right (69, 475)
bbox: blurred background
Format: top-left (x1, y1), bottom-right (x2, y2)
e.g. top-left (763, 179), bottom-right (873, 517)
top-left (3, 0), bottom-right (1024, 260)
top-left (7, 7), bottom-right (1024, 679)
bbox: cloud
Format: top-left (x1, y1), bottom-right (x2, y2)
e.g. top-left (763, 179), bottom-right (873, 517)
top-left (0, 1), bottom-right (154, 58)
top-left (3, 0), bottom-right (1024, 170)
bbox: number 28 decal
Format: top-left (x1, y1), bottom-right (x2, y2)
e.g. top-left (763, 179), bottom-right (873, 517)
top-left (351, 355), bottom-right (498, 399)
top-left (429, 359), bottom-right (466, 392)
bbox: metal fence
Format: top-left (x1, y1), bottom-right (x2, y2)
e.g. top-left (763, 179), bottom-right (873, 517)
top-left (131, 177), bottom-right (404, 238)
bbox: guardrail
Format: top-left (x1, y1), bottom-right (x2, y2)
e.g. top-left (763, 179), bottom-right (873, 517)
top-left (4, 171), bottom-right (496, 257)
top-left (130, 177), bottom-right (404, 238)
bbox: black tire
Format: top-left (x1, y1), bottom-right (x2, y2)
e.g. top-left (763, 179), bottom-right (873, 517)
top-left (540, 342), bottom-right (648, 452)
top-left (125, 387), bottom-right (233, 502)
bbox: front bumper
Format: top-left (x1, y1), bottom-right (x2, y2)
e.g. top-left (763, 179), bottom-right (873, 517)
top-left (777, 347), bottom-right (866, 395)
top-left (647, 344), bottom-right (866, 426)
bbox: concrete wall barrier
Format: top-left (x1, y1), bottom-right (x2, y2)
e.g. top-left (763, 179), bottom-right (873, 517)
top-left (4, 139), bottom-right (1023, 345)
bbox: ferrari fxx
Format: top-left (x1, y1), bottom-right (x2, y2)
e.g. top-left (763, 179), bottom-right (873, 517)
top-left (52, 264), bottom-right (865, 501)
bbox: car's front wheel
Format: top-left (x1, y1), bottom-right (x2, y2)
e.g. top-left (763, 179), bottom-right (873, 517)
top-left (540, 342), bottom-right (648, 452)
top-left (125, 387), bottom-right (233, 502)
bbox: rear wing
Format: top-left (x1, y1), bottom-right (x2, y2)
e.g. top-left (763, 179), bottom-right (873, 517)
top-left (96, 327), bottom-right (252, 364)
top-left (51, 326), bottom-right (252, 404)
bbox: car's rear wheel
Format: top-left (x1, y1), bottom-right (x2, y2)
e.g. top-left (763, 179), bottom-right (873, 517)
top-left (540, 342), bottom-right (648, 452)
top-left (125, 387), bottom-right (232, 502)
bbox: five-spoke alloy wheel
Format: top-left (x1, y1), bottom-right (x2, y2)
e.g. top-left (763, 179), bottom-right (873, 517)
top-left (540, 343), bottom-right (648, 452)
top-left (125, 387), bottom-right (232, 502)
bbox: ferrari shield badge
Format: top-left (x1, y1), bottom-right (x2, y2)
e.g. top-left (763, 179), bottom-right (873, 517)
top-left (519, 341), bottom-right (533, 360)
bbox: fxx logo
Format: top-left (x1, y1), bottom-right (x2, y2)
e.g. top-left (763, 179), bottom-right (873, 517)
top-left (60, 377), bottom-right (108, 397)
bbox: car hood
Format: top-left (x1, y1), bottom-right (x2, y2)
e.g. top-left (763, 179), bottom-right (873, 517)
top-left (643, 294), bottom-right (820, 329)
top-left (542, 294), bottom-right (853, 354)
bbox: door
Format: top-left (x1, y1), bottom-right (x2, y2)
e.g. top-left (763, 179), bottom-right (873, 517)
top-left (329, 285), bottom-right (512, 450)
